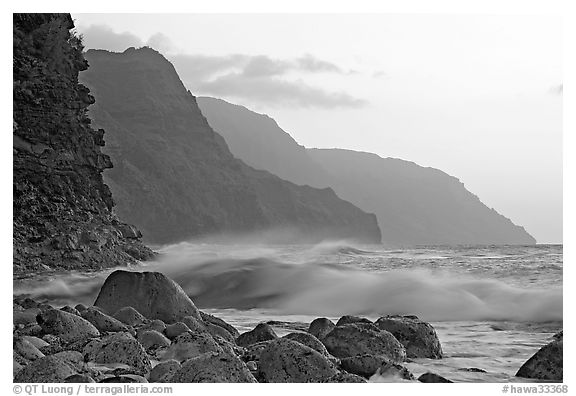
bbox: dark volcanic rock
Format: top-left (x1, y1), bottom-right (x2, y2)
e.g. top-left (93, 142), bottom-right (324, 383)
top-left (321, 323), bottom-right (406, 363)
top-left (258, 338), bottom-right (338, 383)
top-left (418, 372), bottom-right (453, 383)
top-left (13, 14), bottom-right (153, 274)
top-left (308, 317), bottom-right (336, 341)
top-left (236, 323), bottom-right (278, 347)
top-left (375, 315), bottom-right (443, 359)
top-left (37, 308), bottom-right (100, 343)
top-left (80, 47), bottom-right (381, 245)
top-left (94, 270), bottom-right (201, 323)
top-left (171, 351), bottom-right (257, 383)
top-left (14, 355), bottom-right (77, 382)
top-left (516, 339), bottom-right (563, 381)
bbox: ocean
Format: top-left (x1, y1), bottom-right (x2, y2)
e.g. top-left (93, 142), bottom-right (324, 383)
top-left (13, 242), bottom-right (562, 383)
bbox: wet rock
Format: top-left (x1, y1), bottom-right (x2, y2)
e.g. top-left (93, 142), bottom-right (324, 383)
top-left (340, 354), bottom-right (390, 378)
top-left (14, 355), bottom-right (77, 382)
top-left (65, 374), bottom-right (95, 383)
top-left (236, 323), bottom-right (278, 347)
top-left (259, 338), bottom-right (338, 383)
top-left (100, 375), bottom-right (148, 383)
top-left (81, 307), bottom-right (129, 333)
top-left (14, 308), bottom-right (42, 326)
top-left (149, 360), bottom-right (181, 383)
top-left (200, 311), bottom-right (240, 338)
top-left (516, 339), bottom-right (563, 381)
top-left (336, 315), bottom-right (372, 326)
top-left (181, 316), bottom-right (206, 333)
top-left (113, 306), bottom-right (147, 326)
top-left (139, 319), bottom-right (166, 335)
top-left (171, 351), bottom-right (257, 383)
top-left (37, 309), bottom-right (100, 343)
top-left (165, 322), bottom-right (191, 340)
top-left (322, 323), bottom-right (406, 363)
top-left (376, 361), bottom-right (415, 381)
top-left (137, 330), bottom-right (171, 350)
top-left (418, 372), bottom-right (453, 383)
top-left (94, 270), bottom-right (201, 323)
top-left (283, 332), bottom-right (331, 357)
top-left (375, 315), bottom-right (442, 359)
top-left (83, 332), bottom-right (151, 376)
top-left (322, 372), bottom-right (367, 383)
top-left (14, 337), bottom-right (45, 361)
top-left (60, 306), bottom-right (81, 317)
top-left (308, 317), bottom-right (336, 340)
top-left (161, 331), bottom-right (221, 362)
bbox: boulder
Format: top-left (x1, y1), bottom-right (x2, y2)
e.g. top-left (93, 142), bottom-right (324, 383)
top-left (516, 339), bottom-right (563, 381)
top-left (21, 336), bottom-right (49, 349)
top-left (82, 332), bottom-right (151, 376)
top-left (375, 315), bottom-right (442, 359)
top-left (112, 306), bottom-right (147, 326)
top-left (65, 374), bottom-right (95, 383)
top-left (149, 359), bottom-right (181, 383)
top-left (418, 372), bottom-right (453, 383)
top-left (241, 340), bottom-right (274, 363)
top-left (283, 332), bottom-right (331, 357)
top-left (51, 351), bottom-right (86, 372)
top-left (206, 322), bottom-right (236, 343)
top-left (94, 270), bottom-right (201, 323)
top-left (37, 308), bottom-right (100, 343)
top-left (14, 355), bottom-right (77, 382)
top-left (14, 337), bottom-right (45, 361)
top-left (322, 372), bottom-right (367, 383)
top-left (165, 322), bottom-right (191, 339)
top-left (138, 319), bottom-right (166, 335)
top-left (200, 311), bottom-right (240, 338)
top-left (60, 306), bottom-right (82, 317)
top-left (14, 308), bottom-right (42, 326)
top-left (336, 315), bottom-right (372, 326)
top-left (340, 354), bottom-right (389, 378)
top-left (236, 323), bottom-right (278, 347)
top-left (258, 338), bottom-right (338, 383)
top-left (81, 307), bottom-right (129, 333)
top-left (321, 323), bottom-right (406, 363)
top-left (171, 351), bottom-right (257, 383)
top-left (181, 316), bottom-right (206, 333)
top-left (308, 317), bottom-right (335, 340)
top-left (137, 330), bottom-right (171, 350)
top-left (161, 331), bottom-right (221, 362)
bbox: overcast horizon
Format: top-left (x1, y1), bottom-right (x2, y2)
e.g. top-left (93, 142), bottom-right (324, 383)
top-left (73, 13), bottom-right (563, 244)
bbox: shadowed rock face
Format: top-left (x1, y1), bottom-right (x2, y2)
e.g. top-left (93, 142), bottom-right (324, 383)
top-left (198, 96), bottom-right (536, 246)
top-left (13, 14), bottom-right (153, 274)
top-left (80, 48), bottom-right (381, 245)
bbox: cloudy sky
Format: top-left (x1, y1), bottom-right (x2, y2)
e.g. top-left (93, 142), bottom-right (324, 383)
top-left (73, 13), bottom-right (563, 243)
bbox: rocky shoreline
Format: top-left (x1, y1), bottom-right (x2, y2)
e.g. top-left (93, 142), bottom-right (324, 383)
top-left (13, 270), bottom-right (563, 383)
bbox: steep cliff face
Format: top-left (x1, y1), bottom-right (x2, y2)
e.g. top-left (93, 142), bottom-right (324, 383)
top-left (197, 97), bottom-right (536, 246)
top-left (80, 48), bottom-right (381, 244)
top-left (13, 14), bottom-right (153, 274)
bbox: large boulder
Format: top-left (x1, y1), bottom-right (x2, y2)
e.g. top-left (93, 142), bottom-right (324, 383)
top-left (340, 354), bottom-right (389, 378)
top-left (258, 338), bottom-right (338, 383)
top-left (171, 351), bottom-right (257, 383)
top-left (236, 323), bottom-right (278, 347)
top-left (516, 339), bottom-right (563, 381)
top-left (83, 332), bottom-right (151, 375)
top-left (94, 270), bottom-right (201, 323)
top-left (283, 332), bottom-right (332, 359)
top-left (321, 323), bottom-right (406, 363)
top-left (161, 331), bottom-right (221, 362)
top-left (149, 360), bottom-right (181, 382)
top-left (37, 309), bottom-right (100, 343)
top-left (336, 315), bottom-right (372, 326)
top-left (14, 355), bottom-right (77, 382)
top-left (308, 317), bottom-right (335, 340)
top-left (375, 315), bottom-right (442, 359)
top-left (13, 337), bottom-right (45, 361)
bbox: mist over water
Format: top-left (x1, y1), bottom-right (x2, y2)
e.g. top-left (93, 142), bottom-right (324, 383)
top-left (14, 239), bottom-right (562, 324)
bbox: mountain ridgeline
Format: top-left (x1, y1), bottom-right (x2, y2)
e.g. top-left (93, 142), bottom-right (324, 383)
top-left (13, 14), bottom-right (153, 273)
top-left (198, 97), bottom-right (536, 246)
top-left (80, 48), bottom-right (382, 245)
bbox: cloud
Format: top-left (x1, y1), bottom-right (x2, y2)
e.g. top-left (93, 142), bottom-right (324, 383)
top-left (78, 24), bottom-right (366, 109)
top-left (78, 24), bottom-right (143, 52)
top-left (194, 73), bottom-right (366, 109)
